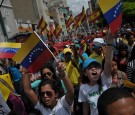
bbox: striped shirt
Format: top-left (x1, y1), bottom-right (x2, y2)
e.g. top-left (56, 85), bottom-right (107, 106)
top-left (126, 59), bottom-right (135, 82)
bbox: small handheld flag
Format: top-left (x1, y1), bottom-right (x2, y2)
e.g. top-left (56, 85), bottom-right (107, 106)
top-left (13, 32), bottom-right (54, 73)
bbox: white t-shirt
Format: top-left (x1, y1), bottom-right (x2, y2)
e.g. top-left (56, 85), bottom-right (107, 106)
top-left (35, 96), bottom-right (71, 115)
top-left (78, 72), bottom-right (112, 115)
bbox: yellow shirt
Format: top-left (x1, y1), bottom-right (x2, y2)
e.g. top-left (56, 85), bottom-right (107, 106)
top-left (89, 51), bottom-right (104, 64)
top-left (122, 37), bottom-right (128, 45)
top-left (65, 60), bottom-right (79, 86)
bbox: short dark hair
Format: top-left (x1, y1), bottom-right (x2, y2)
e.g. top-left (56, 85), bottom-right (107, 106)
top-left (38, 78), bottom-right (59, 107)
top-left (40, 63), bottom-right (55, 77)
top-left (97, 87), bottom-right (134, 115)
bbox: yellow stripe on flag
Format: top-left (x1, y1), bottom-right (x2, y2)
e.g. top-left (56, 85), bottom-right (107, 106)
top-left (90, 11), bottom-right (100, 20)
top-left (56, 25), bottom-right (61, 34)
top-left (0, 43), bottom-right (21, 48)
top-left (98, 0), bottom-right (119, 13)
top-left (0, 74), bottom-right (15, 101)
top-left (13, 33), bottom-right (40, 63)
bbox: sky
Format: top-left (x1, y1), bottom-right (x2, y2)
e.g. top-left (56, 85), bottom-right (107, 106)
top-left (67, 0), bottom-right (89, 16)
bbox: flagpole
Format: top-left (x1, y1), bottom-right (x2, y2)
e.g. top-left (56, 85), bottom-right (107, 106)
top-left (34, 31), bottom-right (57, 60)
top-left (81, 23), bottom-right (87, 36)
top-left (86, 13), bottom-right (91, 34)
top-left (35, 31), bottom-right (68, 76)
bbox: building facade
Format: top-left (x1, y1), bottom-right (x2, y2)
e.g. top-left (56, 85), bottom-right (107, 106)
top-left (0, 0), bottom-right (18, 41)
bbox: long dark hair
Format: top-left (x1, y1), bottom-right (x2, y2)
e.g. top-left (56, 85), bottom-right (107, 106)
top-left (84, 63), bottom-right (103, 94)
top-left (40, 63), bottom-right (64, 98)
top-left (118, 44), bottom-right (128, 58)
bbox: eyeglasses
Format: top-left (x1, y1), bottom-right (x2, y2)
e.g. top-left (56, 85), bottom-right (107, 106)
top-left (41, 91), bottom-right (53, 97)
top-left (42, 72), bottom-right (53, 77)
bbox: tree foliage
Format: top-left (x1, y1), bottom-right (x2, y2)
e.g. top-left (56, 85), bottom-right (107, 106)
top-left (122, 2), bottom-right (135, 22)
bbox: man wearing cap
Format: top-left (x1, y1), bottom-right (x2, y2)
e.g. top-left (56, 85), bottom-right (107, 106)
top-left (63, 47), bottom-right (80, 86)
top-left (89, 38), bottom-right (105, 64)
top-left (62, 47), bottom-right (80, 115)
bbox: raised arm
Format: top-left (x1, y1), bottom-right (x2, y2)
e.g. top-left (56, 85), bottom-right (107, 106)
top-left (56, 61), bottom-right (74, 106)
top-left (22, 68), bottom-right (38, 105)
top-left (104, 31), bottom-right (114, 77)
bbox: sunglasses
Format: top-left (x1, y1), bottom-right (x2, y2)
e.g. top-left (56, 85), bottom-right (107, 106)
top-left (42, 72), bottom-right (53, 77)
top-left (41, 91), bottom-right (53, 97)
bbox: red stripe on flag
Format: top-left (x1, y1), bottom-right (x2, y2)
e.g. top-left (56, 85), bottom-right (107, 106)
top-left (55, 29), bottom-right (62, 39)
top-left (0, 53), bottom-right (15, 58)
top-left (41, 23), bottom-right (47, 33)
top-left (109, 12), bottom-right (122, 34)
top-left (37, 17), bottom-right (43, 29)
top-left (28, 48), bottom-right (53, 73)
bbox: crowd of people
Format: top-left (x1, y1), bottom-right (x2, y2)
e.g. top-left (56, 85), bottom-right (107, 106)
top-left (1, 23), bottom-right (135, 115)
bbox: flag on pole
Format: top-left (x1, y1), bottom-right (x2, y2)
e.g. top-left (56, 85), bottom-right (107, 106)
top-left (46, 29), bottom-right (53, 41)
top-left (66, 14), bottom-right (74, 28)
top-left (13, 32), bottom-right (54, 73)
top-left (37, 16), bottom-right (48, 33)
top-left (0, 43), bottom-right (21, 58)
top-left (0, 74), bottom-right (15, 101)
top-left (73, 13), bottom-right (81, 29)
top-left (87, 10), bottom-right (100, 23)
top-left (78, 6), bottom-right (86, 26)
top-left (73, 6), bottom-right (86, 29)
top-left (53, 22), bottom-right (62, 39)
top-left (49, 23), bottom-right (55, 34)
top-left (98, 0), bottom-right (122, 34)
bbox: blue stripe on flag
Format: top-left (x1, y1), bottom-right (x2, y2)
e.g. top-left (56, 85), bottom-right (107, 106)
top-left (20, 41), bottom-right (46, 69)
top-left (104, 0), bottom-right (122, 24)
top-left (0, 48), bottom-right (20, 53)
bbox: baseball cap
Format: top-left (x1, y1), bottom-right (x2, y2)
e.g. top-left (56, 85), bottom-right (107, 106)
top-left (63, 48), bottom-right (72, 54)
top-left (83, 58), bottom-right (101, 71)
top-left (93, 38), bottom-right (105, 45)
top-left (93, 38), bottom-right (106, 48)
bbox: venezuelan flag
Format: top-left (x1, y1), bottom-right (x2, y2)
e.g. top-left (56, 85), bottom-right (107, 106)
top-left (98, 0), bottom-right (122, 34)
top-left (0, 43), bottom-right (21, 58)
top-left (13, 32), bottom-right (54, 73)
